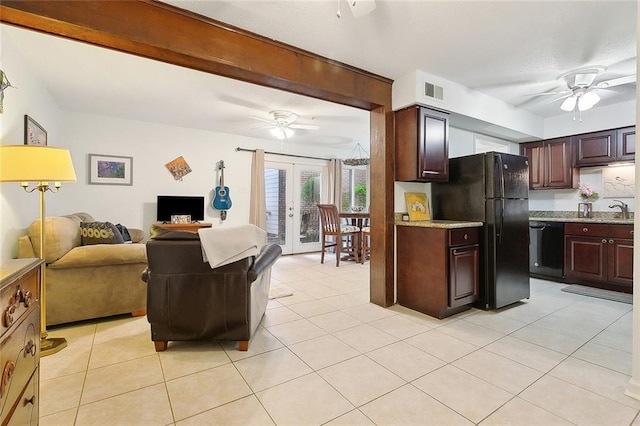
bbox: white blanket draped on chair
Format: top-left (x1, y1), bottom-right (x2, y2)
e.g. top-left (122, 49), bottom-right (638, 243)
top-left (198, 224), bottom-right (266, 268)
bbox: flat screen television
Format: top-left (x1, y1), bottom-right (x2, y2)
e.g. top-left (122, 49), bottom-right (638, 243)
top-left (156, 195), bottom-right (205, 223)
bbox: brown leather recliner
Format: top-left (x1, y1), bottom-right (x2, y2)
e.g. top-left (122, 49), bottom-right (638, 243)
top-left (141, 229), bottom-right (282, 351)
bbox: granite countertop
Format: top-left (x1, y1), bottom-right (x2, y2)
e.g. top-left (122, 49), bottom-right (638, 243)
top-left (530, 210), bottom-right (634, 225)
top-left (394, 213), bottom-right (483, 229)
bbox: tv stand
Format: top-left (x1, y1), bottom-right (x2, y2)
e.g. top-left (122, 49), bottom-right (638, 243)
top-left (154, 222), bottom-right (212, 232)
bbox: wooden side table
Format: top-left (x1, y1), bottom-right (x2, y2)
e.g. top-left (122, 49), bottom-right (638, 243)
top-left (153, 222), bottom-right (212, 232)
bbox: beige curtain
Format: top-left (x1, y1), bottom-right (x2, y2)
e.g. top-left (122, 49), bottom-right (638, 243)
top-left (249, 149), bottom-right (266, 230)
top-left (328, 158), bottom-right (342, 207)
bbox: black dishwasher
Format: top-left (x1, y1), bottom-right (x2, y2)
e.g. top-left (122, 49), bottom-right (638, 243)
top-left (529, 221), bottom-right (564, 280)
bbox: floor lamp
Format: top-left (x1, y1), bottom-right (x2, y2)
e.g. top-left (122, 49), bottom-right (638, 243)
top-left (0, 145), bottom-right (77, 356)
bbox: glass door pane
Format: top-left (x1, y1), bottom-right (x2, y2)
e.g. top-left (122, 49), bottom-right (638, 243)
top-left (294, 166), bottom-right (322, 252)
top-left (265, 165), bottom-right (292, 249)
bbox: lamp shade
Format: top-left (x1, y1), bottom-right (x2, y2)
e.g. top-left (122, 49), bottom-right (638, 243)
top-left (0, 145), bottom-right (77, 182)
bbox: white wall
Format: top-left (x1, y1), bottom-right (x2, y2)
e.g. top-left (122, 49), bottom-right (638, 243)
top-left (0, 26), bottom-right (62, 259)
top-left (393, 69), bottom-right (544, 140)
top-left (529, 166), bottom-right (636, 213)
top-left (543, 100), bottom-right (636, 139)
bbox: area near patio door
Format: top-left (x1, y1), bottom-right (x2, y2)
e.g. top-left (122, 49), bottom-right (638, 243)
top-left (265, 161), bottom-right (325, 255)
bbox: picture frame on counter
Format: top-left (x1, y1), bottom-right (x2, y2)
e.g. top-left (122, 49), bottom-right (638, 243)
top-left (578, 202), bottom-right (592, 218)
top-left (405, 192), bottom-right (430, 221)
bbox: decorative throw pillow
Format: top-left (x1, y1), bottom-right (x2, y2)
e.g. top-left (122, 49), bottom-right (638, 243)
top-left (80, 221), bottom-right (124, 245)
top-left (115, 224), bottom-right (132, 243)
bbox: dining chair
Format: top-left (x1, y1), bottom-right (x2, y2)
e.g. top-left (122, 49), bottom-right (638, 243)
top-left (317, 204), bottom-right (360, 266)
top-left (361, 220), bottom-right (370, 264)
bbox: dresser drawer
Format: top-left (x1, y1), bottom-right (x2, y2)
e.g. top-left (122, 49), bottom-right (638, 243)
top-left (565, 223), bottom-right (609, 237)
top-left (0, 267), bottom-right (39, 339)
top-left (0, 305), bottom-right (39, 423)
top-left (5, 367), bottom-right (38, 426)
top-left (449, 228), bottom-right (479, 247)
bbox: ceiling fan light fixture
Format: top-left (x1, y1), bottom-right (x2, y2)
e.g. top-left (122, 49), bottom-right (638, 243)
top-left (270, 127), bottom-right (293, 140)
top-left (560, 96), bottom-right (577, 112)
top-left (580, 91), bottom-right (600, 108)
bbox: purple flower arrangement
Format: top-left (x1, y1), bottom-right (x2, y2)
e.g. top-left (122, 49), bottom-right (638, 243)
top-left (578, 183), bottom-right (599, 201)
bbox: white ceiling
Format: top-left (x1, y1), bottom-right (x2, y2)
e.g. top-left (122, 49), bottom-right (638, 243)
top-left (3, 0), bottom-right (637, 150)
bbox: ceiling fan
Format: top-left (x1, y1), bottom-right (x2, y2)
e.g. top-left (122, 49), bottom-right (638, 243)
top-left (250, 110), bottom-right (319, 140)
top-left (529, 66), bottom-right (636, 120)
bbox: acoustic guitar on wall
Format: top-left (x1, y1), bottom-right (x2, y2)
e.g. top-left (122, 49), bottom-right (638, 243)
top-left (212, 160), bottom-right (232, 219)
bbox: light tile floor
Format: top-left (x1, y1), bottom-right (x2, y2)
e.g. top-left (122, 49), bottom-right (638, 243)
top-left (40, 253), bottom-right (640, 425)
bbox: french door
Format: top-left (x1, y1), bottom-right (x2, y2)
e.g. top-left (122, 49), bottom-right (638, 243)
top-left (265, 160), bottom-right (327, 254)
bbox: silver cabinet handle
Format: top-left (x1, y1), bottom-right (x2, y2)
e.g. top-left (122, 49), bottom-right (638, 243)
top-left (583, 227), bottom-right (589, 233)
top-left (609, 239), bottom-right (614, 244)
top-left (602, 239), bottom-right (607, 243)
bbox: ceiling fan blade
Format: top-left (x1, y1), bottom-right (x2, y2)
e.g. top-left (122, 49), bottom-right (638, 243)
top-left (249, 115), bottom-right (276, 125)
top-left (522, 90), bottom-right (571, 97)
top-left (289, 124), bottom-right (319, 130)
top-left (596, 75), bottom-right (636, 88)
top-left (283, 113), bottom-right (300, 126)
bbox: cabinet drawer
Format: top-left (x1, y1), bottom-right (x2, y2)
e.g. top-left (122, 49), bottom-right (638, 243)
top-left (0, 267), bottom-right (39, 339)
top-left (608, 225), bottom-right (634, 239)
top-left (565, 223), bottom-right (609, 237)
top-left (449, 228), bottom-right (478, 246)
top-left (6, 367), bottom-right (38, 426)
top-left (0, 306), bottom-right (39, 423)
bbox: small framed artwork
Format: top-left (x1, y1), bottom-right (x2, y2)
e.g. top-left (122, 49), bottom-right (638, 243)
top-left (89, 154), bottom-right (133, 186)
top-left (405, 192), bottom-right (430, 221)
top-left (24, 115), bottom-right (47, 146)
top-left (165, 156), bottom-right (192, 181)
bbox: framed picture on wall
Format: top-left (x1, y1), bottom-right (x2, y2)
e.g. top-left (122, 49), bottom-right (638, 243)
top-left (24, 115), bottom-right (47, 146)
top-left (89, 154), bottom-right (133, 186)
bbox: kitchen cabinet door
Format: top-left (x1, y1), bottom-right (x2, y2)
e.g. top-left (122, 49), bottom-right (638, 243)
top-left (449, 245), bottom-right (479, 307)
top-left (395, 105), bottom-right (449, 182)
top-left (616, 126), bottom-right (636, 162)
top-left (573, 130), bottom-right (617, 166)
top-left (607, 238), bottom-right (633, 288)
top-left (520, 138), bottom-right (576, 189)
top-left (564, 235), bottom-right (607, 283)
top-left (522, 142), bottom-right (544, 189)
top-left (564, 224), bottom-right (633, 292)
top-left (546, 138), bottom-right (575, 188)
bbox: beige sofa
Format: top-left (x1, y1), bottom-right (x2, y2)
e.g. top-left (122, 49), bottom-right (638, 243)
top-left (17, 213), bottom-right (148, 326)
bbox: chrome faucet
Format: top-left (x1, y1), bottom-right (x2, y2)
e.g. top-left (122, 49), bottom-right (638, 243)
top-left (609, 199), bottom-right (629, 219)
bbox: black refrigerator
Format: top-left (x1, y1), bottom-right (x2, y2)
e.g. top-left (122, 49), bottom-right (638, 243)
top-left (432, 152), bottom-right (530, 309)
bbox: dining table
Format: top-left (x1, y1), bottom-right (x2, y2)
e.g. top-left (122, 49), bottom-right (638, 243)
top-left (339, 211), bottom-right (370, 263)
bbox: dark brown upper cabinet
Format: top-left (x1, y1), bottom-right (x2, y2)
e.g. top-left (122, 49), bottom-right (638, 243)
top-left (395, 105), bottom-right (449, 182)
top-left (616, 126), bottom-right (636, 162)
top-left (573, 127), bottom-right (635, 167)
top-left (521, 137), bottom-right (577, 190)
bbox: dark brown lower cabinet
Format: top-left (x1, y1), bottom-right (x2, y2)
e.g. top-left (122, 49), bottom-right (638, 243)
top-left (397, 226), bottom-right (479, 318)
top-left (564, 223), bottom-right (633, 292)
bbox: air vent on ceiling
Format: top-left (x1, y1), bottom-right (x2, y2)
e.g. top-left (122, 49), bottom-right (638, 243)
top-left (424, 82), bottom-right (444, 100)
